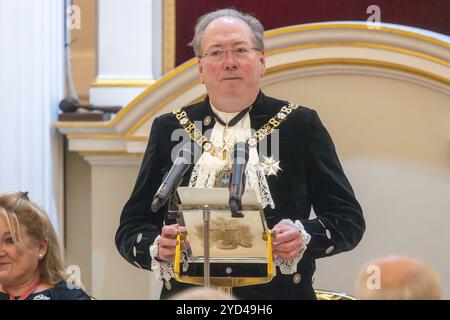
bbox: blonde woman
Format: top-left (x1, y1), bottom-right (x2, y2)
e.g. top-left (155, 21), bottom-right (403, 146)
top-left (0, 192), bottom-right (90, 300)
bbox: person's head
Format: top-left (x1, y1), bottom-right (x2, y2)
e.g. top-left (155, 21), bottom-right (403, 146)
top-left (190, 8), bottom-right (266, 111)
top-left (355, 255), bottom-right (442, 300)
top-left (169, 287), bottom-right (236, 300)
top-left (0, 192), bottom-right (67, 288)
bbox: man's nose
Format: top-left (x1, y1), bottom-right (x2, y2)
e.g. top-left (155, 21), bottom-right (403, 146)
top-left (223, 50), bottom-right (238, 70)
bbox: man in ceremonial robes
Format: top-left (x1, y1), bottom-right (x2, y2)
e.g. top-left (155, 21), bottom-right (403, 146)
top-left (115, 8), bottom-right (365, 300)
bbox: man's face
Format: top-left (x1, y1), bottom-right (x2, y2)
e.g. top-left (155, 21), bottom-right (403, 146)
top-left (198, 17), bottom-right (266, 106)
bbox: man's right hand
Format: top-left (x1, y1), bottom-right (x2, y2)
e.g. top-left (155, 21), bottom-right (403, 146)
top-left (156, 224), bottom-right (189, 262)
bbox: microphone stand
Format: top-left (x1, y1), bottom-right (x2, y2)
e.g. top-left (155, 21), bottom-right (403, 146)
top-left (202, 205), bottom-right (211, 288)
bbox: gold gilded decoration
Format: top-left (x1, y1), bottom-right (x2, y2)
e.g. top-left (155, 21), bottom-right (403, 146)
top-left (214, 167), bottom-right (232, 188)
top-left (179, 118), bottom-right (189, 126)
top-left (203, 141), bottom-right (213, 152)
top-left (212, 126), bottom-right (235, 187)
top-left (173, 109), bottom-right (208, 146)
top-left (173, 103), bottom-right (297, 185)
top-left (195, 216), bottom-right (253, 250)
top-left (276, 112), bottom-right (287, 121)
top-left (315, 290), bottom-right (356, 300)
top-left (173, 102), bottom-right (299, 149)
top-left (162, 0), bottom-right (176, 74)
top-left (218, 128), bottom-right (235, 162)
top-left (262, 229), bottom-right (277, 241)
top-left (253, 103), bottom-right (298, 142)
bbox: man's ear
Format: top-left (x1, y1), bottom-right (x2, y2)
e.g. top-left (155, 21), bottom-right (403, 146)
top-left (198, 60), bottom-right (205, 84)
top-left (259, 52), bottom-right (266, 77)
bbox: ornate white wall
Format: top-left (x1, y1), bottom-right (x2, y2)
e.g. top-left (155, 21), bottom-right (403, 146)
top-left (263, 72), bottom-right (450, 298)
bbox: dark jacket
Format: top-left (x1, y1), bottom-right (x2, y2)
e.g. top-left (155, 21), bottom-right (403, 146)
top-left (115, 92), bottom-right (365, 300)
top-left (0, 281), bottom-right (91, 300)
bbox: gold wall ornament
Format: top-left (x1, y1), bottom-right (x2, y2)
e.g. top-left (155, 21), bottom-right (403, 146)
top-left (162, 0), bottom-right (176, 74)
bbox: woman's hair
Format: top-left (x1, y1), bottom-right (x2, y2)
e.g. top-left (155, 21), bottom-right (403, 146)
top-left (0, 192), bottom-right (67, 285)
top-left (189, 8), bottom-right (265, 58)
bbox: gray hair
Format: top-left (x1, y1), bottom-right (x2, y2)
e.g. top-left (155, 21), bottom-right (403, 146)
top-left (189, 8), bottom-right (265, 58)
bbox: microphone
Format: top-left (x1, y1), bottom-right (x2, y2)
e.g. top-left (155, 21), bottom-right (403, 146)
top-left (229, 141), bottom-right (250, 218)
top-left (151, 142), bottom-right (198, 213)
top-left (59, 97), bottom-right (122, 114)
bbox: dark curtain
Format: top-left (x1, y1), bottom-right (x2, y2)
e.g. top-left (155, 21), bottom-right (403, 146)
top-left (175, 0), bottom-right (450, 66)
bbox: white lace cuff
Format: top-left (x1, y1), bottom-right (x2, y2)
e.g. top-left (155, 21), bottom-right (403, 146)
top-left (274, 219), bottom-right (311, 275)
top-left (149, 235), bottom-right (190, 282)
top-left (149, 235), bottom-right (174, 281)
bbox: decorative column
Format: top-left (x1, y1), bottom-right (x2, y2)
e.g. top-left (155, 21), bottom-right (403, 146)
top-left (90, 0), bottom-right (162, 107)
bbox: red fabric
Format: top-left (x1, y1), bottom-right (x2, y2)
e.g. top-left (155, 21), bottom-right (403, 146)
top-left (175, 0), bottom-right (450, 65)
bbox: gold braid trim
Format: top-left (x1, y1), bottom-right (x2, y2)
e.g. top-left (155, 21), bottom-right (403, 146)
top-left (172, 102), bottom-right (299, 149)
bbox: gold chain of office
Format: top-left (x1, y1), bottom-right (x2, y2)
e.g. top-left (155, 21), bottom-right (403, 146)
top-left (172, 102), bottom-right (300, 152)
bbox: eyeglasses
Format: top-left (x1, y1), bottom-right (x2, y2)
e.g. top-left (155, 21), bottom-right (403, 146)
top-left (200, 47), bottom-right (261, 61)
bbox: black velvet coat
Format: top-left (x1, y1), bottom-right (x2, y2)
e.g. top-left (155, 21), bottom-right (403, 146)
top-left (115, 92), bottom-right (365, 300)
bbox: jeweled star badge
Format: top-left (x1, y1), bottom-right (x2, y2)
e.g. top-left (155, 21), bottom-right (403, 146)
top-left (260, 156), bottom-right (281, 176)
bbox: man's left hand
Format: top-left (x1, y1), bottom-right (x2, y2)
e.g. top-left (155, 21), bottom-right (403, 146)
top-left (272, 224), bottom-right (303, 262)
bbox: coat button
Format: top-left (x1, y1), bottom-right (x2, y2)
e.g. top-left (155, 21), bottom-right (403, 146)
top-left (133, 246), bottom-right (137, 257)
top-left (165, 280), bottom-right (172, 290)
top-left (325, 246), bottom-right (334, 254)
top-left (203, 115), bottom-right (211, 126)
top-left (293, 273), bottom-right (302, 284)
top-left (325, 229), bottom-right (331, 239)
top-left (137, 233), bottom-right (143, 243)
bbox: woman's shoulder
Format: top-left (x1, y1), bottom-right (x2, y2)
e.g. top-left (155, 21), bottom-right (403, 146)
top-left (46, 281), bottom-right (92, 300)
top-left (0, 281), bottom-right (91, 300)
